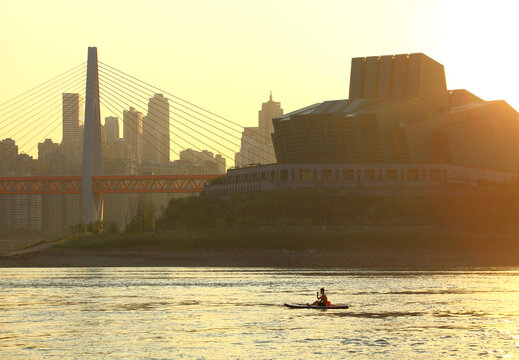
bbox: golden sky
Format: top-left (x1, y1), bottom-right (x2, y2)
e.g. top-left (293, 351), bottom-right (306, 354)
top-left (1, 0), bottom-right (518, 159)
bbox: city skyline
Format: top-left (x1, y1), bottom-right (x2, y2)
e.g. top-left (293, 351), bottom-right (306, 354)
top-left (0, 85), bottom-right (278, 167)
top-left (1, 0), bottom-right (518, 159)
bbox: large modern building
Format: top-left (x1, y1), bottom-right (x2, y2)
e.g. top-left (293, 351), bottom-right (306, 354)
top-left (235, 93), bottom-right (283, 166)
top-left (205, 53), bottom-right (519, 197)
top-left (62, 93), bottom-right (84, 144)
top-left (143, 94), bottom-right (170, 164)
top-left (271, 53), bottom-right (519, 172)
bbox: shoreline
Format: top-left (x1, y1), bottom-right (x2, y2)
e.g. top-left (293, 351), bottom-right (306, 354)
top-left (3, 228), bottom-right (519, 269)
top-left (2, 247), bottom-right (519, 269)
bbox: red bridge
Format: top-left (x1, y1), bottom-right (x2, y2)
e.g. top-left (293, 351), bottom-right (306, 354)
top-left (0, 175), bottom-right (220, 195)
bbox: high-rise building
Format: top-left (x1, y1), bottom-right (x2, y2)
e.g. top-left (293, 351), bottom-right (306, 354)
top-left (123, 107), bottom-right (143, 163)
top-left (259, 92), bottom-right (283, 139)
top-left (143, 94), bottom-right (170, 163)
top-left (62, 93), bottom-right (84, 144)
top-left (104, 116), bottom-right (119, 143)
top-left (235, 93), bottom-right (283, 166)
top-left (37, 138), bottom-right (59, 174)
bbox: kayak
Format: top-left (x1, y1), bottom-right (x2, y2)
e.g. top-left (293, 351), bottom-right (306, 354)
top-left (284, 303), bottom-right (349, 309)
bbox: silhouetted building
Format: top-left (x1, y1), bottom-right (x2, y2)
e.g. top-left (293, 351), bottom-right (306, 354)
top-left (235, 93), bottom-right (283, 166)
top-left (37, 138), bottom-right (59, 174)
top-left (62, 93), bottom-right (84, 144)
top-left (104, 116), bottom-right (119, 143)
top-left (0, 138), bottom-right (42, 230)
top-left (38, 138), bottom-right (59, 162)
top-left (0, 138), bottom-right (18, 175)
top-left (143, 94), bottom-right (169, 163)
top-left (0, 194), bottom-right (42, 230)
top-left (271, 53), bottom-right (519, 172)
top-left (123, 107), bottom-right (143, 163)
top-left (179, 148), bottom-right (226, 173)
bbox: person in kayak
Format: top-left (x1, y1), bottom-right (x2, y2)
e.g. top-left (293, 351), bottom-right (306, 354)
top-left (309, 288), bottom-right (328, 306)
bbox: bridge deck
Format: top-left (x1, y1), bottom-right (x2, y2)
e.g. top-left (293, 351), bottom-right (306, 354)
top-left (0, 175), bottom-right (220, 194)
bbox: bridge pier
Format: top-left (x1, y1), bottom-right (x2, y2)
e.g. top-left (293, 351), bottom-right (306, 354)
top-left (82, 47), bottom-right (103, 224)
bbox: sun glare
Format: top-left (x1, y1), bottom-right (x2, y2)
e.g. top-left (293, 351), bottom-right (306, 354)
top-left (437, 1), bottom-right (519, 108)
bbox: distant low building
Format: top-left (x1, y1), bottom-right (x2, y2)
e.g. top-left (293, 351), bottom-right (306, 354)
top-left (203, 163), bottom-right (518, 198)
top-left (179, 148), bottom-right (226, 174)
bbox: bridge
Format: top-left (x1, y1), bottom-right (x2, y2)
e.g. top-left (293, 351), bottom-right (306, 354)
top-left (0, 47), bottom-right (275, 224)
top-left (0, 175), bottom-right (217, 195)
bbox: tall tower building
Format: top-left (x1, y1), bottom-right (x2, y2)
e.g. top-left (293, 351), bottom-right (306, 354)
top-left (123, 107), bottom-right (143, 162)
top-left (104, 116), bottom-right (119, 143)
top-left (235, 92), bottom-right (283, 166)
top-left (143, 94), bottom-right (170, 163)
top-left (259, 91), bottom-right (283, 139)
top-left (62, 93), bottom-right (84, 144)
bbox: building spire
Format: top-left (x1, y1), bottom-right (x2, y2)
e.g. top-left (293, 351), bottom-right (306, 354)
top-left (269, 91), bottom-right (272, 102)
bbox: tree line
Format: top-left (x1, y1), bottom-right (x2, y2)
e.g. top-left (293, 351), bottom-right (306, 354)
top-left (153, 188), bottom-right (519, 232)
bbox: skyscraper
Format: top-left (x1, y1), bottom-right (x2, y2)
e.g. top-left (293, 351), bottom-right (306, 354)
top-left (62, 93), bottom-right (84, 144)
top-left (123, 107), bottom-right (143, 163)
top-left (143, 94), bottom-right (170, 163)
top-left (259, 92), bottom-right (283, 139)
top-left (235, 92), bottom-right (283, 166)
top-left (104, 116), bottom-right (119, 143)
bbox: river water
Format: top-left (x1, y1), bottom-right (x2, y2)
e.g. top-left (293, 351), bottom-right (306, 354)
top-left (1, 267), bottom-right (519, 359)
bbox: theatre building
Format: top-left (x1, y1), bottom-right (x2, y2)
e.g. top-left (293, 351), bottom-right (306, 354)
top-left (204, 53), bottom-right (519, 197)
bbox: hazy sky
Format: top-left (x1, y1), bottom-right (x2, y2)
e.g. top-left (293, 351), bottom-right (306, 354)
top-left (1, 0), bottom-right (518, 159)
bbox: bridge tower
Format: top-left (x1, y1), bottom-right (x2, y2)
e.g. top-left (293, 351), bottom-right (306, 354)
top-left (82, 47), bottom-right (103, 224)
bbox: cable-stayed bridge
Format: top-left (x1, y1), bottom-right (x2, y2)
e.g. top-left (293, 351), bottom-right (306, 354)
top-left (0, 47), bottom-right (277, 224)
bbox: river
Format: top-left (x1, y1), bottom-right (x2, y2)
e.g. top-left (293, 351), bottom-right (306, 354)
top-left (1, 267), bottom-right (518, 359)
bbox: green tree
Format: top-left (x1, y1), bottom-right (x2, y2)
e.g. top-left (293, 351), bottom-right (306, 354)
top-left (107, 220), bottom-right (120, 234)
top-left (126, 196), bottom-right (156, 232)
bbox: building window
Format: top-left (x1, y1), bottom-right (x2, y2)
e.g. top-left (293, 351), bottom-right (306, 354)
top-left (300, 169), bottom-right (310, 181)
top-left (343, 169), bottom-right (354, 180)
top-left (262, 172), bottom-right (266, 180)
top-left (365, 169), bottom-right (376, 180)
top-left (430, 169), bottom-right (441, 180)
top-left (408, 169), bottom-right (419, 181)
top-left (387, 170), bottom-right (397, 180)
top-left (322, 169), bottom-right (332, 181)
top-left (280, 169), bottom-right (288, 181)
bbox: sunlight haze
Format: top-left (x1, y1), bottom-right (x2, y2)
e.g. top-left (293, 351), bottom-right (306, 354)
top-left (1, 0), bottom-right (517, 158)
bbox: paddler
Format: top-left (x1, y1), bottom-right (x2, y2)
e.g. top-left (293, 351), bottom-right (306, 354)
top-left (309, 288), bottom-right (328, 306)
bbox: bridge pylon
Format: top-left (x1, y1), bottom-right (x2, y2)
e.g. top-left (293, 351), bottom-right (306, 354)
top-left (82, 47), bottom-right (103, 224)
